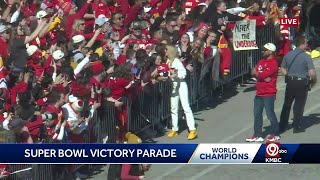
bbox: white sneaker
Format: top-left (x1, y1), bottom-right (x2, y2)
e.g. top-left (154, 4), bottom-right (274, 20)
top-left (266, 135), bottom-right (280, 142)
top-left (246, 136), bottom-right (264, 142)
top-left (102, 136), bottom-right (109, 144)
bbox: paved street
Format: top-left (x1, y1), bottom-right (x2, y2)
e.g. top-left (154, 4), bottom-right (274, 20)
top-left (90, 58), bottom-right (320, 180)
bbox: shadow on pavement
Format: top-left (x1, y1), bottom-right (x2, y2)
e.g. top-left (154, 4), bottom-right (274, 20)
top-left (176, 85), bottom-right (239, 134)
top-left (243, 86), bottom-right (256, 93)
top-left (301, 113), bottom-right (320, 129)
top-left (262, 113), bottom-right (320, 137)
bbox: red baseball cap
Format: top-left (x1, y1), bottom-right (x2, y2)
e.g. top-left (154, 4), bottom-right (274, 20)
top-left (91, 61), bottom-right (105, 72)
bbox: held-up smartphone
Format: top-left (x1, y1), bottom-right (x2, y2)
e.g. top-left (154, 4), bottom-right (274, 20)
top-left (93, 83), bottom-right (97, 92)
top-left (93, 83), bottom-right (100, 102)
top-left (135, 68), bottom-right (142, 77)
top-left (282, 3), bottom-right (287, 10)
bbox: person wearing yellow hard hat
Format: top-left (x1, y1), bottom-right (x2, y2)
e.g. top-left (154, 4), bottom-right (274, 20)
top-left (107, 132), bottom-right (150, 180)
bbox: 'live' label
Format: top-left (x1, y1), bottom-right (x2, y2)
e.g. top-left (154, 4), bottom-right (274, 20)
top-left (279, 18), bottom-right (299, 26)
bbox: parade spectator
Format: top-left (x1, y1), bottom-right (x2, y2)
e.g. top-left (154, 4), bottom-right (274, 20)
top-left (166, 45), bottom-right (197, 140)
top-left (246, 43), bottom-right (280, 142)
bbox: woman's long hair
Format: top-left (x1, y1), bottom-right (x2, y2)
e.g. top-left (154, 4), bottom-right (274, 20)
top-left (155, 43), bottom-right (167, 63)
top-left (71, 19), bottom-right (85, 37)
top-left (190, 38), bottom-right (205, 63)
top-left (166, 45), bottom-right (179, 65)
top-left (113, 63), bottom-right (132, 81)
top-left (146, 53), bottom-right (158, 71)
top-left (177, 33), bottom-right (190, 47)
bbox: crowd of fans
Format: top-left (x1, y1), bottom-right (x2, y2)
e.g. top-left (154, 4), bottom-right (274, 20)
top-left (0, 0), bottom-right (306, 178)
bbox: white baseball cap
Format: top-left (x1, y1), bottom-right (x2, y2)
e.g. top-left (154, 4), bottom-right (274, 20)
top-left (0, 24), bottom-right (7, 33)
top-left (198, 3), bottom-right (208, 7)
top-left (53, 50), bottom-right (64, 60)
top-left (263, 43), bottom-right (276, 52)
top-left (144, 7), bottom-right (152, 13)
top-left (95, 15), bottom-right (109, 26)
top-left (72, 35), bottom-right (85, 43)
top-left (36, 10), bottom-right (48, 19)
top-left (26, 45), bottom-right (39, 56)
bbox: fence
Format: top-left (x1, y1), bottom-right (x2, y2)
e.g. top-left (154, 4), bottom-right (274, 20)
top-left (0, 23), bottom-right (280, 179)
top-left (227, 23), bottom-right (280, 82)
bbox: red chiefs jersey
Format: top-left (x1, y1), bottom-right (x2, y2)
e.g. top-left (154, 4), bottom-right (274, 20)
top-left (92, 2), bottom-right (111, 18)
top-left (182, 0), bottom-right (201, 14)
top-left (127, 36), bottom-right (150, 49)
top-left (157, 64), bottom-right (170, 76)
top-left (108, 77), bottom-right (131, 100)
top-left (280, 14), bottom-right (289, 40)
top-left (255, 57), bottom-right (278, 97)
top-left (29, 37), bottom-right (47, 49)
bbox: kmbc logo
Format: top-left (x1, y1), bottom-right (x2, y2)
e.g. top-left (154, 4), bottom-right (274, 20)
top-left (265, 142), bottom-right (287, 163)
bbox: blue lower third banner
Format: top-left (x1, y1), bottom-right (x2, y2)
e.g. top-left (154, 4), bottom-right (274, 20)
top-left (0, 143), bottom-right (318, 164)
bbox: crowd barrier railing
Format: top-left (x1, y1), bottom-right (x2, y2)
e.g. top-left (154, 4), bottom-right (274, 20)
top-left (227, 23), bottom-right (280, 82)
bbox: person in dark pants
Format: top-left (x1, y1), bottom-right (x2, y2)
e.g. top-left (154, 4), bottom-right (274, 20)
top-left (246, 43), bottom-right (280, 142)
top-left (279, 36), bottom-right (317, 133)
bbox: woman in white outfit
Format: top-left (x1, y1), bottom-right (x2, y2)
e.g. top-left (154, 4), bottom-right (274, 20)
top-left (166, 45), bottom-right (197, 140)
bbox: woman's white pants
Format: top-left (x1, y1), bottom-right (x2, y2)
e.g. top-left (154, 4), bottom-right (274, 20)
top-left (170, 81), bottom-right (196, 131)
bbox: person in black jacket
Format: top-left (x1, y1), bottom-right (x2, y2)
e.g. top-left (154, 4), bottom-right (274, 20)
top-left (200, 0), bottom-right (245, 42)
top-left (162, 18), bottom-right (180, 45)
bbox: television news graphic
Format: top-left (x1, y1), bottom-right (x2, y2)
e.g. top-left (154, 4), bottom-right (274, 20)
top-left (0, 143), bottom-right (319, 164)
top-left (189, 144), bottom-right (260, 164)
top-left (279, 18), bottom-right (299, 26)
top-left (265, 142), bottom-right (280, 158)
top-left (265, 142), bottom-right (288, 163)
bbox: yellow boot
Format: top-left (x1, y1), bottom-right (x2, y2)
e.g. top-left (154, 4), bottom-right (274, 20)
top-left (167, 130), bottom-right (178, 138)
top-left (188, 130), bottom-right (197, 140)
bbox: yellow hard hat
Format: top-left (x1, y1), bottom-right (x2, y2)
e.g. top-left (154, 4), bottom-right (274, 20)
top-left (70, 62), bottom-right (78, 70)
top-left (311, 50), bottom-right (320, 59)
top-left (125, 132), bottom-right (142, 144)
top-left (95, 47), bottom-right (103, 57)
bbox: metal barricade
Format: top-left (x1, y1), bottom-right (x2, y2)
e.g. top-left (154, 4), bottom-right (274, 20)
top-left (32, 165), bottom-right (54, 180)
top-left (228, 50), bottom-right (250, 81)
top-left (251, 24), bottom-right (280, 68)
top-left (127, 85), bottom-right (160, 133)
top-left (96, 105), bottom-right (117, 143)
top-left (126, 80), bottom-right (174, 134)
top-left (187, 63), bottom-right (201, 106)
top-left (158, 81), bottom-right (172, 125)
top-left (225, 23), bottom-right (279, 83)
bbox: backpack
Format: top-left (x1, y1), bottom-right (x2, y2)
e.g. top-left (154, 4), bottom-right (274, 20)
top-left (107, 164), bottom-right (122, 180)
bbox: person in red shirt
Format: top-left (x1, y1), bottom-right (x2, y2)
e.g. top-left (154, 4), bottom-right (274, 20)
top-left (108, 63), bottom-right (133, 143)
top-left (89, 61), bottom-right (106, 104)
top-left (44, 88), bottom-right (67, 125)
top-left (71, 19), bottom-right (94, 40)
top-left (62, 0), bottom-right (92, 39)
top-left (246, 43), bottom-right (280, 143)
top-left (111, 13), bottom-right (126, 40)
top-left (125, 21), bottom-right (150, 50)
top-left (278, 6), bottom-right (290, 58)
